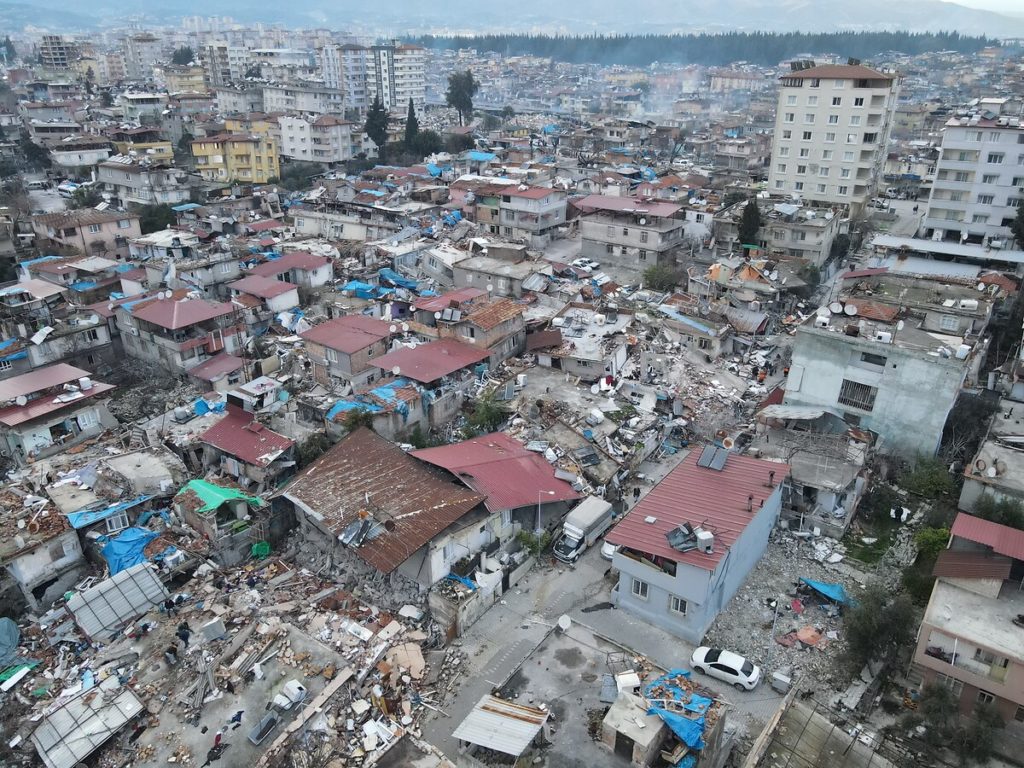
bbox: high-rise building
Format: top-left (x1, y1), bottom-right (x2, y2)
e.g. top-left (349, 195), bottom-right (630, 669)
top-left (124, 33), bottom-right (163, 80)
top-left (767, 62), bottom-right (899, 215)
top-left (320, 43), bottom-right (369, 113)
top-left (39, 35), bottom-right (77, 71)
top-left (368, 41), bottom-right (425, 113)
top-left (922, 99), bottom-right (1024, 248)
top-left (203, 41), bottom-right (251, 87)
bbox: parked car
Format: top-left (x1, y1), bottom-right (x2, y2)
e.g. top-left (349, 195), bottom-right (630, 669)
top-left (572, 258), bottom-right (600, 273)
top-left (600, 540), bottom-right (619, 560)
top-left (690, 647), bottom-right (761, 690)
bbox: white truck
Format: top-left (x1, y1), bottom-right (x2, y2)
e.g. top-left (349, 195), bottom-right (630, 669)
top-left (553, 497), bottom-right (614, 563)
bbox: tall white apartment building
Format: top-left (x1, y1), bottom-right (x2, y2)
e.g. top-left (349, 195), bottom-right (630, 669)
top-left (320, 43), bottom-right (370, 113)
top-left (203, 41), bottom-right (251, 87)
top-left (923, 101), bottom-right (1024, 247)
top-left (124, 33), bottom-right (163, 80)
top-left (369, 41), bottom-right (426, 113)
top-left (277, 114), bottom-right (357, 164)
top-left (768, 63), bottom-right (899, 215)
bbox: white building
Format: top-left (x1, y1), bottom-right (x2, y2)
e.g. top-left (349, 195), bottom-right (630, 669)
top-left (320, 43), bottom-right (370, 112)
top-left (124, 33), bottom-right (163, 80)
top-left (204, 41), bottom-right (251, 86)
top-left (277, 114), bottom-right (357, 163)
top-left (768, 63), bottom-right (899, 215)
top-left (923, 103), bottom-right (1024, 248)
top-left (261, 83), bottom-right (344, 116)
top-left (97, 155), bottom-right (192, 207)
top-left (368, 42), bottom-right (426, 112)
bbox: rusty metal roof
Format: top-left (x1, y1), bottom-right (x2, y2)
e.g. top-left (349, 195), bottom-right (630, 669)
top-left (280, 428), bottom-right (484, 574)
top-left (199, 407), bottom-right (294, 467)
top-left (606, 449), bottom-right (789, 571)
top-left (933, 550), bottom-right (1012, 580)
top-left (300, 315), bottom-right (392, 353)
top-left (131, 297), bottom-right (234, 330)
top-left (465, 298), bottom-right (525, 331)
top-left (0, 364), bottom-right (91, 401)
top-left (370, 339), bottom-right (489, 383)
top-left (228, 274), bottom-right (297, 299)
top-left (248, 251), bottom-right (331, 277)
top-left (950, 512), bottom-right (1024, 561)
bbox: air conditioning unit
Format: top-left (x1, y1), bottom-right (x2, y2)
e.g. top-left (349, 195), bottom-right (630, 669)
top-left (696, 529), bottom-right (714, 553)
top-left (874, 331), bottom-right (892, 343)
top-left (814, 315), bottom-right (830, 329)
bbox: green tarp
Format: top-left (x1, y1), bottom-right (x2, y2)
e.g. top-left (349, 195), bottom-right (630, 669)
top-left (176, 479), bottom-right (265, 513)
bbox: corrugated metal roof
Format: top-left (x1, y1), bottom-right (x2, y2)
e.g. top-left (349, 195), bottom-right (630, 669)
top-left (841, 298), bottom-right (900, 322)
top-left (465, 298), bottom-right (525, 331)
top-left (199, 407), bottom-right (294, 467)
top-left (248, 250), bottom-right (331, 277)
top-left (32, 687), bottom-right (145, 768)
top-left (0, 382), bottom-right (115, 427)
top-left (131, 297), bottom-right (234, 330)
top-left (933, 550), bottom-right (1012, 580)
top-left (370, 339), bottom-right (489, 383)
top-left (574, 194), bottom-right (682, 218)
top-left (229, 274), bottom-right (297, 299)
top-left (452, 695), bottom-right (548, 756)
top-left (188, 352), bottom-right (244, 382)
top-left (412, 432), bottom-right (579, 513)
top-left (66, 563), bottom-right (168, 640)
top-left (246, 218), bottom-right (285, 232)
top-left (0, 363), bottom-right (90, 401)
top-left (950, 512), bottom-right (1024, 560)
top-left (412, 287), bottom-right (487, 313)
top-left (281, 428), bottom-right (484, 574)
top-left (525, 329), bottom-right (563, 351)
top-left (606, 450), bottom-right (789, 570)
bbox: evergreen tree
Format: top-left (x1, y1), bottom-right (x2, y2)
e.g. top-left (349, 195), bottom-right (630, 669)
top-left (171, 46), bottom-right (195, 65)
top-left (737, 198), bottom-right (761, 248)
top-left (445, 70), bottom-right (479, 126)
top-left (364, 96), bottom-right (389, 162)
top-left (404, 98), bottom-right (419, 148)
top-left (2, 36), bottom-right (15, 62)
top-left (1011, 201), bottom-right (1024, 250)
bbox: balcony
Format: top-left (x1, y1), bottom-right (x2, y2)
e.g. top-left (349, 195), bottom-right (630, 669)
top-left (922, 629), bottom-right (1010, 684)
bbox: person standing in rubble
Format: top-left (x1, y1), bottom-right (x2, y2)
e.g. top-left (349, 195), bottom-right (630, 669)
top-left (176, 621), bottom-right (191, 648)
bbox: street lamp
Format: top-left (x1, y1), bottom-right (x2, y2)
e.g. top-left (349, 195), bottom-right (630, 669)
top-left (535, 490), bottom-right (556, 535)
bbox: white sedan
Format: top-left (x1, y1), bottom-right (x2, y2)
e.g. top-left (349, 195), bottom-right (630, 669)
top-left (571, 258), bottom-right (600, 273)
top-left (690, 647), bottom-right (761, 691)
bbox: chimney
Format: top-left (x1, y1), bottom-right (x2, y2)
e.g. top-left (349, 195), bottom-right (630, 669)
top-left (746, 495), bottom-right (753, 513)
top-left (765, 470), bottom-right (776, 488)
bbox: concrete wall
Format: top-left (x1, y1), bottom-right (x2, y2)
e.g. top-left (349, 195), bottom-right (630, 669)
top-left (614, 487), bottom-right (782, 643)
top-left (5, 530), bottom-right (87, 610)
top-left (959, 478), bottom-right (1024, 514)
top-left (784, 326), bottom-right (967, 456)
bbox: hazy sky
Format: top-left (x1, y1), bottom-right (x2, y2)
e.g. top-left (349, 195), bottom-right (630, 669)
top-left (942, 0), bottom-right (1024, 13)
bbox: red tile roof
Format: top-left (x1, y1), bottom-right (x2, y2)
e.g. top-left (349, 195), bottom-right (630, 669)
top-left (246, 219), bottom-right (285, 232)
top-left (0, 363), bottom-right (92, 401)
top-left (300, 315), bottom-right (392, 354)
top-left (780, 64), bottom-right (894, 81)
top-left (412, 432), bottom-right (579, 513)
top-left (933, 550), bottom-right (1012, 580)
top-left (131, 297), bottom-right (234, 330)
top-left (465, 298), bottom-right (525, 331)
top-left (503, 186), bottom-right (561, 200)
top-left (841, 298), bottom-right (900, 322)
top-left (606, 450), bottom-right (789, 571)
top-left (248, 251), bottom-right (332, 277)
top-left (281, 428), bottom-right (485, 574)
top-left (229, 274), bottom-right (297, 299)
top-left (950, 512), bottom-right (1024, 561)
top-left (370, 339), bottom-right (489, 383)
top-left (412, 287), bottom-right (487, 313)
top-left (199, 406), bottom-right (294, 466)
top-left (188, 352), bottom-right (244, 382)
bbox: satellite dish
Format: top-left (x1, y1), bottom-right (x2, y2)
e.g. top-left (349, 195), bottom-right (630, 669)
top-left (15, 395), bottom-right (27, 406)
top-left (829, 302), bottom-right (843, 314)
top-left (401, 322), bottom-right (409, 332)
top-left (392, 366), bottom-right (401, 376)
top-left (896, 320), bottom-right (905, 331)
top-left (844, 304), bottom-right (857, 316)
top-left (434, 311), bottom-right (442, 320)
top-left (389, 324), bottom-right (397, 333)
top-left (557, 614), bottom-right (572, 632)
top-left (815, 306), bottom-right (832, 317)
top-left (486, 283), bottom-right (494, 293)
top-left (977, 282), bottom-right (986, 291)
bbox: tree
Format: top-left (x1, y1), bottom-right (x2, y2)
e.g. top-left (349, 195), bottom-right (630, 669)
top-left (410, 129), bottom-right (443, 158)
top-left (501, 105), bottom-right (515, 122)
top-left (403, 98), bottom-right (419, 148)
top-left (900, 457), bottom-right (956, 499)
top-left (914, 526), bottom-right (950, 561)
top-left (83, 67), bottom-right (95, 96)
top-left (71, 186), bottom-right (102, 208)
top-left (139, 204), bottom-right (175, 234)
top-left (737, 198), bottom-right (761, 249)
top-left (177, 130), bottom-right (193, 155)
top-left (445, 70), bottom-right (479, 126)
top-left (842, 583), bottom-right (915, 672)
top-left (899, 685), bottom-right (1003, 767)
top-left (480, 113), bottom-right (500, 132)
top-left (643, 264), bottom-right (683, 292)
top-left (1011, 199), bottom-right (1024, 250)
top-left (99, 90), bottom-right (114, 108)
top-left (2, 36), bottom-right (15, 62)
top-left (278, 161), bottom-right (327, 192)
top-left (297, 433), bottom-right (331, 468)
top-left (171, 46), bottom-right (195, 66)
top-left (722, 190), bottom-right (746, 208)
top-left (19, 132), bottom-right (50, 170)
top-left (342, 408), bottom-right (376, 433)
top-left (466, 389), bottom-right (507, 435)
top-left (445, 133), bottom-right (475, 154)
top-left (364, 96), bottom-right (389, 162)
top-left (973, 494), bottom-right (1024, 530)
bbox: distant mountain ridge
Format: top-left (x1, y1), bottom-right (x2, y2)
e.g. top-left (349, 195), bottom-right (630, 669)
top-left (3, 0), bottom-right (1022, 37)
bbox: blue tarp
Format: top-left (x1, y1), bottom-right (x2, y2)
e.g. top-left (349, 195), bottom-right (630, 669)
top-left (425, 163), bottom-right (443, 177)
top-left (100, 527), bottom-right (160, 575)
top-left (800, 578), bottom-right (856, 606)
top-left (446, 573), bottom-right (477, 591)
top-left (465, 150), bottom-right (496, 163)
top-left (657, 305), bottom-right (714, 335)
top-left (194, 398), bottom-right (226, 416)
top-left (66, 495), bottom-right (153, 529)
top-left (69, 280), bottom-right (97, 292)
top-left (378, 268), bottom-right (418, 291)
top-left (341, 280), bottom-right (376, 299)
top-left (0, 338), bottom-right (27, 364)
top-left (172, 202), bottom-right (202, 212)
top-left (642, 670), bottom-right (712, 750)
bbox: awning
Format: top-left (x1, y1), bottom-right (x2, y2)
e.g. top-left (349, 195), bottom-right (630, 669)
top-left (757, 405), bottom-right (828, 421)
top-left (65, 495), bottom-right (153, 529)
top-left (452, 695), bottom-right (548, 757)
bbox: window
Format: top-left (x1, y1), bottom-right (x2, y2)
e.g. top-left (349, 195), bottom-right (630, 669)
top-left (849, 115), bottom-right (861, 126)
top-left (804, 113), bottom-right (815, 124)
top-left (802, 131), bottom-right (812, 141)
top-left (500, 509), bottom-right (512, 527)
top-left (843, 151), bottom-right (855, 161)
top-left (325, 348), bottom-right (339, 363)
top-left (967, 130), bottom-right (983, 142)
top-left (797, 165), bottom-right (806, 175)
top-left (807, 95), bottom-right (818, 106)
top-left (48, 540), bottom-right (68, 562)
top-left (825, 132), bottom-right (836, 143)
top-left (606, 243), bottom-right (614, 254)
top-left (822, 149), bottom-right (833, 160)
top-left (106, 511), bottom-right (129, 533)
top-left (809, 78), bottom-right (820, 88)
top-left (940, 314), bottom-right (961, 331)
top-left (778, 146), bottom-right (790, 157)
top-left (784, 112), bottom-right (795, 123)
top-left (832, 97), bottom-right (842, 106)
top-left (935, 673), bottom-right (964, 697)
top-left (988, 152), bottom-right (1005, 164)
top-left (840, 168), bottom-right (851, 178)
top-left (607, 225), bottom-right (615, 236)
top-left (977, 194), bottom-right (994, 204)
top-left (819, 166), bottom-right (830, 177)
top-left (977, 691), bottom-right (995, 707)
top-left (794, 181), bottom-right (804, 191)
top-left (782, 130), bottom-right (792, 139)
top-left (442, 540), bottom-right (455, 562)
top-left (972, 214), bottom-right (990, 224)
top-left (118, 219), bottom-right (132, 229)
top-left (776, 163), bottom-right (787, 173)
top-left (799, 148), bottom-right (810, 158)
top-left (1016, 706), bottom-right (1024, 723)
top-left (1013, 177), bottom-right (1024, 186)
top-left (838, 185), bottom-right (848, 195)
top-left (988, 131), bottom-right (1001, 142)
top-left (88, 224), bottom-right (101, 234)
top-left (631, 578), bottom-right (649, 600)
top-left (786, 95), bottom-right (797, 105)
top-left (860, 352), bottom-right (887, 366)
top-left (640, 230), bottom-right (648, 243)
top-left (982, 174), bottom-right (999, 184)
top-left (837, 379), bottom-right (878, 411)
top-left (846, 133), bottom-right (857, 143)
top-left (1010, 198), bottom-right (1021, 208)
top-left (639, 250), bottom-right (647, 260)
top-left (828, 115), bottom-right (839, 124)
top-left (816, 183), bottom-right (826, 193)
top-left (669, 595), bottom-right (687, 615)
top-left (794, 230), bottom-right (807, 241)
top-left (954, 171), bottom-right (970, 182)
top-left (950, 191), bottom-right (964, 202)
top-left (774, 180), bottom-right (785, 189)
top-left (853, 97), bottom-right (863, 106)
top-left (0, 360), bottom-right (10, 372)
top-left (863, 132), bottom-right (878, 144)
top-left (622, 228), bottom-right (629, 236)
